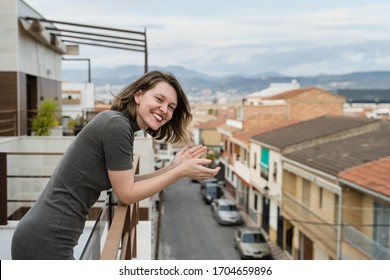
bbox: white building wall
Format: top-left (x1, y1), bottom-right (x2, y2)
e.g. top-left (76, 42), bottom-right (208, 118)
top-left (62, 82), bottom-right (95, 119)
top-left (0, 0), bottom-right (18, 71)
top-left (0, 1), bottom-right (62, 76)
top-left (193, 128), bottom-right (201, 145)
top-left (249, 142), bottom-right (262, 189)
top-left (18, 30), bottom-right (62, 80)
top-left (268, 150), bottom-right (283, 199)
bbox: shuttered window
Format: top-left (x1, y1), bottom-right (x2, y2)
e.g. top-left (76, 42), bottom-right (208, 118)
top-left (260, 147), bottom-right (269, 179)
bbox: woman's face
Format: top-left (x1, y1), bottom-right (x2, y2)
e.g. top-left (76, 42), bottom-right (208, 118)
top-left (135, 81), bottom-right (178, 130)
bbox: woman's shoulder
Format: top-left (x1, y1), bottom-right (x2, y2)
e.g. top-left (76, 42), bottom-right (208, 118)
top-left (95, 110), bottom-right (132, 129)
top-left (94, 110), bottom-right (126, 122)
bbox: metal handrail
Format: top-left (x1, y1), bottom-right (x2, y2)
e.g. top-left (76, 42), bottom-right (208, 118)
top-left (0, 110), bottom-right (17, 136)
top-left (100, 155), bottom-right (139, 260)
top-left (100, 203), bottom-right (138, 260)
top-left (1, 148), bottom-right (140, 260)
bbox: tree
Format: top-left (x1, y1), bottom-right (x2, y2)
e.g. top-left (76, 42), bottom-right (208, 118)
top-left (31, 99), bottom-right (59, 136)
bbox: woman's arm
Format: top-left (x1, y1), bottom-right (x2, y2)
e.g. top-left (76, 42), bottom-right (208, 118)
top-left (109, 156), bottom-right (220, 205)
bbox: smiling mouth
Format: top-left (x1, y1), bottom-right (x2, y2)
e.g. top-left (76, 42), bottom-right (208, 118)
top-left (152, 112), bottom-right (163, 122)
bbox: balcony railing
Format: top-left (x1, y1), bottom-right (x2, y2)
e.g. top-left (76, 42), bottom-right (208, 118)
top-left (0, 137), bottom-right (140, 260)
top-left (282, 191), bottom-right (338, 258)
top-left (344, 224), bottom-right (390, 260)
top-left (0, 110), bottom-right (17, 136)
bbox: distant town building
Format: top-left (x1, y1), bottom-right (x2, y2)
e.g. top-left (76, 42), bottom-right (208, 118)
top-left (244, 79), bottom-right (300, 106)
top-left (338, 89), bottom-right (390, 120)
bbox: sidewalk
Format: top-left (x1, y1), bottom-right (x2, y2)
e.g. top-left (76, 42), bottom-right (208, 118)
top-left (225, 191), bottom-right (291, 260)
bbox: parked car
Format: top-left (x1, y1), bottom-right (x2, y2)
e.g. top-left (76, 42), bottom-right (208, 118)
top-left (201, 183), bottom-right (224, 204)
top-left (154, 156), bottom-right (171, 170)
top-left (234, 227), bottom-right (271, 259)
top-left (200, 178), bottom-right (218, 190)
top-left (211, 199), bottom-right (242, 225)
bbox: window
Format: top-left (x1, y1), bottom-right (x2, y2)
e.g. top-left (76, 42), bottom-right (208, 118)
top-left (254, 193), bottom-right (258, 210)
top-left (373, 201), bottom-right (390, 259)
top-left (253, 152), bottom-right (257, 169)
top-left (242, 233), bottom-right (266, 243)
top-left (319, 188), bottom-right (323, 209)
top-left (273, 162), bottom-right (277, 182)
top-left (260, 147), bottom-right (269, 180)
top-left (237, 106), bottom-right (244, 121)
top-left (302, 178), bottom-right (311, 206)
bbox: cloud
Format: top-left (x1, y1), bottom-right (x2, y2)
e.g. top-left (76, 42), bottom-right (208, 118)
top-left (25, 0), bottom-right (390, 76)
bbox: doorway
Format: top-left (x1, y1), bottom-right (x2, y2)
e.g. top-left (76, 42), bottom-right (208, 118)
top-left (26, 75), bottom-right (37, 135)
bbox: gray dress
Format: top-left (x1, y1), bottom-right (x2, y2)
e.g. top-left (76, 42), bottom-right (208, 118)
top-left (11, 110), bottom-right (139, 259)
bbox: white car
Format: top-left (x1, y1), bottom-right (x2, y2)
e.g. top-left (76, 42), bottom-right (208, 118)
top-left (234, 227), bottom-right (272, 259)
top-left (211, 199), bottom-right (242, 225)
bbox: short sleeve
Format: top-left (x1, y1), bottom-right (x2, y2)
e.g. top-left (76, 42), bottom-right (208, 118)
top-left (101, 116), bottom-right (134, 171)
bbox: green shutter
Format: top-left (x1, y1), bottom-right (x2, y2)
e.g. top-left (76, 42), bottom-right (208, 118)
top-left (260, 147), bottom-right (269, 170)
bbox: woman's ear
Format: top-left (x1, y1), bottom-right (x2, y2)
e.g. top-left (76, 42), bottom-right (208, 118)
top-left (135, 90), bottom-right (142, 104)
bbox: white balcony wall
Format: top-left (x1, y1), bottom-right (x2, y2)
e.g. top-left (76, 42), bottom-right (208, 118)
top-left (0, 135), bottom-right (154, 260)
top-left (233, 153), bottom-right (250, 183)
top-left (226, 119), bottom-right (243, 129)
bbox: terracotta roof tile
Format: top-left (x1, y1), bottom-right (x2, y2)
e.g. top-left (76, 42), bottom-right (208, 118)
top-left (195, 117), bottom-right (226, 129)
top-left (263, 86), bottom-right (317, 100)
top-left (217, 124), bottom-right (241, 136)
top-left (263, 86), bottom-right (344, 101)
top-left (339, 157), bottom-right (390, 197)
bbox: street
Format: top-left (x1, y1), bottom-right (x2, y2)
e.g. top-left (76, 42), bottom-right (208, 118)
top-left (158, 177), bottom-right (240, 260)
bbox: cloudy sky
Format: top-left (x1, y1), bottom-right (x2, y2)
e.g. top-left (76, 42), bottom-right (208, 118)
top-left (24, 0), bottom-right (390, 77)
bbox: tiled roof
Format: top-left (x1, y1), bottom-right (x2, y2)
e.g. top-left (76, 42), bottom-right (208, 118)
top-left (234, 119), bottom-right (300, 145)
top-left (217, 124), bottom-right (241, 136)
top-left (263, 86), bottom-right (345, 101)
top-left (284, 124), bottom-right (390, 176)
top-left (246, 80), bottom-right (300, 98)
top-left (251, 115), bottom-right (378, 150)
top-left (339, 156), bottom-right (390, 198)
top-left (195, 117), bottom-right (226, 129)
top-left (263, 86), bottom-right (317, 100)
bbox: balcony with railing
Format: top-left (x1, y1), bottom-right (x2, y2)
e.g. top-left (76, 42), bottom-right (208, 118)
top-left (282, 191), bottom-right (339, 259)
top-left (232, 152), bottom-right (250, 183)
top-left (0, 136), bottom-right (153, 260)
top-left (0, 110), bottom-right (17, 136)
top-left (343, 224), bottom-right (390, 260)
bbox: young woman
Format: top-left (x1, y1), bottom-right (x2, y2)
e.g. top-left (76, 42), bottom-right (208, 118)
top-left (11, 70), bottom-right (220, 259)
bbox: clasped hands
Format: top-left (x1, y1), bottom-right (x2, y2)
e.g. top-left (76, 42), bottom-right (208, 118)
top-left (171, 145), bottom-right (220, 181)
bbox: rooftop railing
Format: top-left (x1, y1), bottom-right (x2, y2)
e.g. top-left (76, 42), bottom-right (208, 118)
top-left (0, 136), bottom-right (140, 260)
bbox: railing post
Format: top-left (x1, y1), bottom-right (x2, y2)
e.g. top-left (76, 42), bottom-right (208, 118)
top-left (0, 153), bottom-right (7, 225)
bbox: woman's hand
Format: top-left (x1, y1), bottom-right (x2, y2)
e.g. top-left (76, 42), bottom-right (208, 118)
top-left (179, 157), bottom-right (221, 181)
top-left (170, 145), bottom-right (207, 168)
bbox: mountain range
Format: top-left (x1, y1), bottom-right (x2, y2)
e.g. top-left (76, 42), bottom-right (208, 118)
top-left (62, 65), bottom-right (390, 94)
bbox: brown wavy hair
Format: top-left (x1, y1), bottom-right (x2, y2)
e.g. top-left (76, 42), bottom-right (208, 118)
top-left (111, 70), bottom-right (192, 144)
